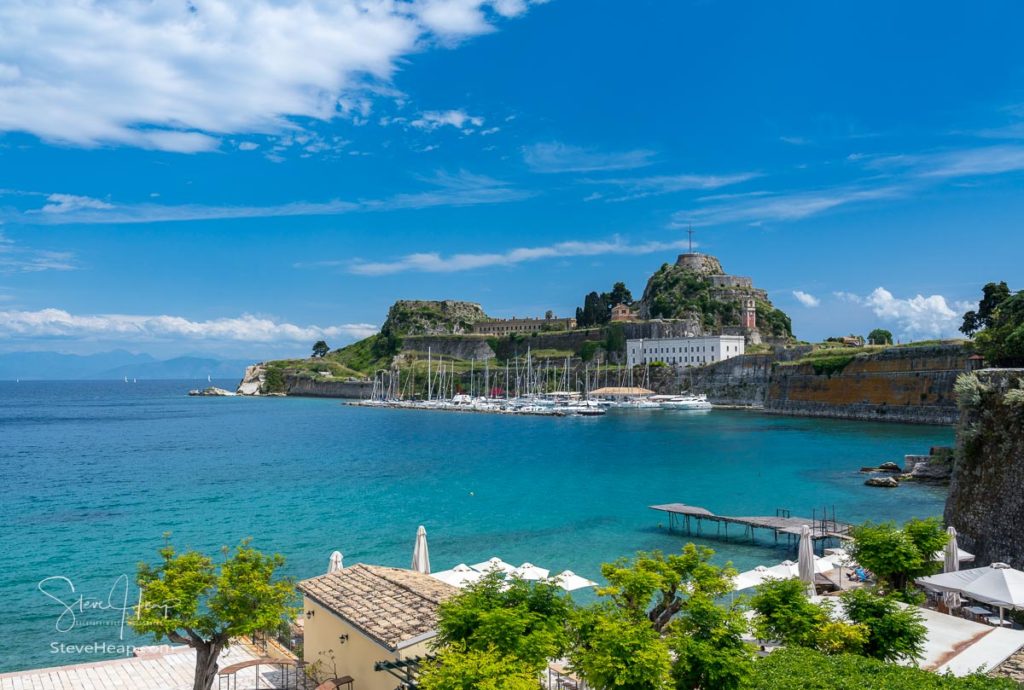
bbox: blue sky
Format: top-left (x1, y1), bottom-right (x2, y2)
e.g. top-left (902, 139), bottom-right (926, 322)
top-left (1, 0), bottom-right (1022, 358)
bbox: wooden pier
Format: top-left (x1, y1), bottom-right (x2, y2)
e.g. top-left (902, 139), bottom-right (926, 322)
top-left (650, 502), bottom-right (852, 548)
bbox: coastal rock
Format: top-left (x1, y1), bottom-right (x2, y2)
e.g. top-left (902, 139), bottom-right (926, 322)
top-left (383, 300), bottom-right (489, 336)
top-left (904, 447), bottom-right (954, 481)
top-left (189, 386), bottom-right (235, 397)
top-left (877, 461), bottom-right (901, 473)
top-left (865, 476), bottom-right (899, 488)
top-left (237, 364), bottom-right (266, 395)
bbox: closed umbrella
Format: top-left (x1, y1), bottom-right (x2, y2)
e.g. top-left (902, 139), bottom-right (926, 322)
top-left (328, 550), bottom-right (343, 573)
top-left (943, 527), bottom-right (962, 611)
top-left (412, 525), bottom-right (430, 574)
top-left (797, 525), bottom-right (816, 597)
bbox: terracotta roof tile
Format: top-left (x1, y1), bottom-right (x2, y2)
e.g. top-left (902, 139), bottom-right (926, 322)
top-left (298, 564), bottom-right (457, 651)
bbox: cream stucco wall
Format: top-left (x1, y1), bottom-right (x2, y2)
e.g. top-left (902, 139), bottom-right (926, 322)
top-left (302, 596), bottom-right (434, 690)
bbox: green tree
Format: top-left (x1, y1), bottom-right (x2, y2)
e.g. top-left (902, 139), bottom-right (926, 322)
top-left (849, 518), bottom-right (948, 596)
top-left (840, 588), bottom-right (927, 663)
top-left (311, 340), bottom-right (329, 358)
top-left (608, 282), bottom-right (633, 306)
top-left (752, 646), bottom-right (1017, 690)
top-left (867, 329), bottom-right (893, 345)
top-left (433, 571), bottom-right (571, 673)
top-left (418, 646), bottom-right (540, 690)
top-left (668, 592), bottom-right (754, 690)
top-left (569, 606), bottom-right (672, 690)
top-left (749, 578), bottom-right (830, 648)
top-left (971, 290), bottom-right (1024, 366)
top-left (598, 544), bottom-right (734, 631)
top-left (132, 539), bottom-right (296, 690)
top-left (961, 281), bottom-right (1012, 337)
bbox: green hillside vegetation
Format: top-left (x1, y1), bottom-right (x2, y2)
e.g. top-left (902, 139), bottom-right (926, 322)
top-left (641, 262), bottom-right (793, 339)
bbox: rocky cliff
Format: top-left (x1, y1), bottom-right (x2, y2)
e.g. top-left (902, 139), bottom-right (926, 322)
top-left (383, 300), bottom-right (489, 336)
top-left (636, 253), bottom-right (792, 342)
top-left (945, 368), bottom-right (1024, 568)
top-left (684, 343), bottom-right (970, 424)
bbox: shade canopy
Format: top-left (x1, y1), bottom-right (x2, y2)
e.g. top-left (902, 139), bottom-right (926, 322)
top-left (552, 570), bottom-right (598, 591)
top-left (431, 563), bottom-right (484, 588)
top-left (918, 563), bottom-right (1024, 609)
top-left (511, 562), bottom-right (550, 580)
top-left (471, 557), bottom-right (517, 576)
top-left (733, 556), bottom-right (837, 591)
top-left (328, 550), bottom-right (343, 573)
top-left (412, 526), bottom-right (430, 575)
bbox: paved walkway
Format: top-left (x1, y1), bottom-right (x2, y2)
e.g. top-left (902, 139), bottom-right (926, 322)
top-left (0, 645), bottom-right (286, 690)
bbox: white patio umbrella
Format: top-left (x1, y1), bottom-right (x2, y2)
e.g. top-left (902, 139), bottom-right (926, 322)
top-left (471, 557), bottom-right (516, 576)
top-left (733, 565), bottom-right (770, 591)
top-left (431, 564), bottom-right (484, 588)
top-left (942, 527), bottom-right (962, 611)
top-left (797, 525), bottom-right (816, 597)
top-left (328, 550), bottom-right (343, 573)
top-left (511, 562), bottom-right (550, 580)
top-left (412, 525), bottom-right (430, 575)
top-left (961, 563), bottom-right (1024, 626)
top-left (551, 570), bottom-right (598, 591)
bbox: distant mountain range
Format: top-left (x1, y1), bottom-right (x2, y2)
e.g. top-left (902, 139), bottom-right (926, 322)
top-left (0, 350), bottom-right (253, 380)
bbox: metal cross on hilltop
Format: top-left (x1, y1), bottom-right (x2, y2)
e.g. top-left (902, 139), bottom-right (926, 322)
top-left (687, 225), bottom-right (694, 253)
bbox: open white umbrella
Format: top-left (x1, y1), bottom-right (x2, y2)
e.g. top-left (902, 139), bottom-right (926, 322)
top-left (961, 563), bottom-right (1024, 626)
top-left (942, 527), bottom-right (962, 611)
top-left (328, 550), bottom-right (343, 573)
top-left (797, 525), bottom-right (816, 597)
top-left (551, 570), bottom-right (598, 591)
top-left (412, 526), bottom-right (430, 574)
top-left (471, 557), bottom-right (516, 576)
top-left (733, 565), bottom-right (770, 591)
top-left (431, 564), bottom-right (484, 588)
top-left (511, 562), bottom-right (550, 580)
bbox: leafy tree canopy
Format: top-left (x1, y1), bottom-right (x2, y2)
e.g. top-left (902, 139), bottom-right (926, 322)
top-left (840, 588), bottom-right (927, 663)
top-left (132, 539), bottom-right (296, 690)
top-left (311, 340), bottom-right (330, 358)
top-left (752, 646), bottom-right (1016, 690)
top-left (569, 605), bottom-right (672, 690)
top-left (867, 328), bottom-right (893, 345)
top-left (433, 571), bottom-right (571, 672)
top-left (849, 518), bottom-right (948, 596)
top-left (418, 646), bottom-right (540, 690)
top-left (961, 282), bottom-right (1024, 366)
top-left (669, 591), bottom-right (754, 690)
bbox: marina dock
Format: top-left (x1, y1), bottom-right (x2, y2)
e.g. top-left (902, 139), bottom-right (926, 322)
top-left (650, 502), bottom-right (853, 549)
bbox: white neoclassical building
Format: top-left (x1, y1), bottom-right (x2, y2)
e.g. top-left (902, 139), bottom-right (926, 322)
top-left (626, 335), bottom-right (746, 368)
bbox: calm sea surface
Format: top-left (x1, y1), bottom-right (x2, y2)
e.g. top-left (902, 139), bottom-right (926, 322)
top-left (0, 380), bottom-right (952, 672)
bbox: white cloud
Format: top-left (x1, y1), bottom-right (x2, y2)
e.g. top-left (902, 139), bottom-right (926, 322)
top-left (0, 232), bottom-right (77, 273)
top-left (41, 193), bottom-right (113, 214)
top-left (792, 290), bottom-right (820, 308)
top-left (836, 287), bottom-right (971, 339)
top-left (342, 236), bottom-right (690, 275)
top-left (410, 109), bottom-right (484, 131)
top-left (13, 171), bottom-right (530, 225)
top-left (864, 145), bottom-right (1024, 179)
top-left (674, 184), bottom-right (905, 226)
top-left (590, 172), bottom-right (760, 201)
top-left (523, 142), bottom-right (656, 173)
top-left (0, 308), bottom-right (378, 343)
top-left (0, 0), bottom-right (543, 152)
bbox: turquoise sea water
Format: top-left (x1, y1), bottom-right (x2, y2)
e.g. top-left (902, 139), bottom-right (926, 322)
top-left (0, 380), bottom-right (952, 672)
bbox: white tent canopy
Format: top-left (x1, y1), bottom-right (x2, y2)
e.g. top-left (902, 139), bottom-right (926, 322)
top-left (431, 563), bottom-right (485, 588)
top-left (918, 563), bottom-right (1024, 624)
top-left (471, 557), bottom-right (517, 576)
top-left (552, 570), bottom-right (598, 591)
top-left (511, 562), bottom-right (550, 581)
top-left (733, 556), bottom-right (838, 591)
